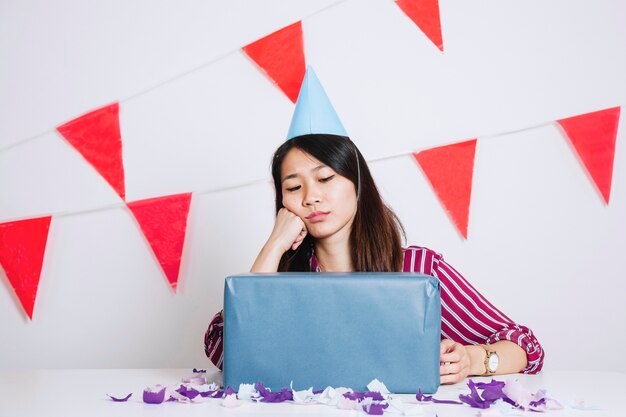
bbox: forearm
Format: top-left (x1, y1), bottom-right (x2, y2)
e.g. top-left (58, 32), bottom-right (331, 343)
top-left (466, 340), bottom-right (527, 376)
top-left (250, 243), bottom-right (284, 272)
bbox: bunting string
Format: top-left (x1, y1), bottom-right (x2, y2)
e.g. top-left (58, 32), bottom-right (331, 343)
top-left (369, 119), bottom-right (556, 163)
top-left (0, 0), bottom-right (348, 156)
top-left (0, 112), bottom-right (616, 224)
top-left (0, 177), bottom-right (272, 224)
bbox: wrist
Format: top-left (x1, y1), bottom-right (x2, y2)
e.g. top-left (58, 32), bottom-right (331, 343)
top-left (264, 237), bottom-right (292, 255)
top-left (466, 345), bottom-right (488, 376)
top-left (263, 240), bottom-right (289, 259)
top-left (250, 242), bottom-right (284, 272)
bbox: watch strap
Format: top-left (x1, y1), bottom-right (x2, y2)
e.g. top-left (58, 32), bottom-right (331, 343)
top-left (481, 344), bottom-right (497, 375)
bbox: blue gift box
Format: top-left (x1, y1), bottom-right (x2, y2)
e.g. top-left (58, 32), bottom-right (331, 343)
top-left (223, 273), bottom-right (441, 393)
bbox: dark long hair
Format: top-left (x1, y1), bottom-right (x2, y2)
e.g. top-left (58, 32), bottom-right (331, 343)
top-left (271, 134), bottom-right (405, 272)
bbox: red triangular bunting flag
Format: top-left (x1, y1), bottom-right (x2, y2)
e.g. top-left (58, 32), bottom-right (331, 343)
top-left (243, 21), bottom-right (306, 103)
top-left (127, 193), bottom-right (192, 292)
top-left (557, 107), bottom-right (620, 204)
top-left (57, 103), bottom-right (126, 201)
top-left (0, 216), bottom-right (52, 319)
top-left (395, 0), bottom-right (444, 52)
top-left (413, 139), bottom-right (477, 239)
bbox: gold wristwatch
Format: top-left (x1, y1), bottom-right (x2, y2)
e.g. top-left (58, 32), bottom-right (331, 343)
top-left (482, 345), bottom-right (499, 375)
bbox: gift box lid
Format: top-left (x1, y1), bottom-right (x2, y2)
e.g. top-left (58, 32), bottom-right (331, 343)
top-left (223, 272), bottom-right (441, 393)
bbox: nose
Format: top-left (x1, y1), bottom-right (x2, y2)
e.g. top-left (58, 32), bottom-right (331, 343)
top-left (303, 184), bottom-right (321, 206)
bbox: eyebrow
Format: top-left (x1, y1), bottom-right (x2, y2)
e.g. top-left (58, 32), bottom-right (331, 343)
top-left (281, 165), bottom-right (328, 183)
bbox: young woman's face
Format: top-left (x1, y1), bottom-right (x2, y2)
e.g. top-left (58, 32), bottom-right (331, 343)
top-left (280, 147), bottom-right (357, 241)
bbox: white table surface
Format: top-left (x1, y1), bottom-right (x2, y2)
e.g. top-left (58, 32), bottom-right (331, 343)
top-left (0, 368), bottom-right (623, 417)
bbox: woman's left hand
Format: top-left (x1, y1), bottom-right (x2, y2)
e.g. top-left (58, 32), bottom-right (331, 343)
top-left (439, 339), bottom-right (471, 384)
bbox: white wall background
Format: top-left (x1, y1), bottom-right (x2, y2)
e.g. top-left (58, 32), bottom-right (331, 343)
top-left (1, 0), bottom-right (625, 372)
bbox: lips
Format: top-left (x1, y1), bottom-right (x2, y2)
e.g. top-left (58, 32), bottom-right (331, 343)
top-left (305, 211), bottom-right (330, 222)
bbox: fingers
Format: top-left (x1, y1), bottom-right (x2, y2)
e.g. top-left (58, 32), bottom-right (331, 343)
top-left (439, 339), bottom-right (470, 385)
top-left (440, 339), bottom-right (456, 354)
top-left (440, 362), bottom-right (468, 385)
top-left (440, 352), bottom-right (461, 363)
top-left (291, 234), bottom-right (303, 251)
top-left (440, 361), bottom-right (463, 376)
top-left (440, 373), bottom-right (465, 385)
top-left (440, 342), bottom-right (462, 360)
top-left (291, 226), bottom-right (308, 251)
top-left (271, 209), bottom-right (309, 253)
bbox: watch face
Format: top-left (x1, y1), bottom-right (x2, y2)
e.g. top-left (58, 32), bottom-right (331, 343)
top-left (488, 353), bottom-right (499, 372)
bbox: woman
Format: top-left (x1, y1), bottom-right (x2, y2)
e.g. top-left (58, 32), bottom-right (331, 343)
top-left (205, 134), bottom-right (544, 384)
top-left (205, 68), bottom-right (544, 384)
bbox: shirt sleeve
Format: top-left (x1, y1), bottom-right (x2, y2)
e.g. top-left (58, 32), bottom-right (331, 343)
top-left (403, 245), bottom-right (545, 374)
top-left (204, 311), bottom-right (224, 371)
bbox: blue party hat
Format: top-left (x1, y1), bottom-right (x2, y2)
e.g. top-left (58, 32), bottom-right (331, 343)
top-left (286, 66), bottom-right (348, 140)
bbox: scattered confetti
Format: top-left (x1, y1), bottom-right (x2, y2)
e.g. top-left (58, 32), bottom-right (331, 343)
top-left (142, 385), bottom-right (166, 404)
top-left (107, 393), bottom-right (132, 402)
top-left (112, 371), bottom-right (572, 415)
top-left (502, 379), bottom-right (562, 411)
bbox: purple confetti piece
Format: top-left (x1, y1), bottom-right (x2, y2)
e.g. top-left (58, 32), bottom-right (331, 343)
top-left (528, 389), bottom-right (561, 411)
top-left (501, 378), bottom-right (555, 410)
top-left (363, 403), bottom-right (388, 415)
top-left (475, 380), bottom-right (510, 403)
top-left (475, 379), bottom-right (505, 390)
top-left (313, 389), bottom-right (325, 394)
top-left (364, 391), bottom-right (385, 401)
top-left (193, 368), bottom-right (206, 373)
top-left (269, 388), bottom-right (294, 403)
top-left (255, 381), bottom-right (271, 401)
top-left (254, 382), bottom-right (293, 403)
top-left (416, 389), bottom-right (428, 402)
top-left (143, 386), bottom-right (167, 404)
top-left (416, 389), bottom-right (463, 405)
top-left (530, 397), bottom-right (547, 408)
top-left (175, 384), bottom-right (200, 400)
top-left (255, 382), bottom-right (268, 395)
top-left (224, 386), bottom-right (236, 397)
top-left (107, 393), bottom-right (132, 402)
top-left (343, 391), bottom-right (366, 401)
top-left (459, 380), bottom-right (497, 409)
top-left (200, 390), bottom-right (224, 398)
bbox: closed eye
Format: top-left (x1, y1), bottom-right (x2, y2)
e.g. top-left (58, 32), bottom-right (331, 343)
top-left (286, 185), bottom-right (301, 192)
top-left (319, 175), bottom-right (335, 183)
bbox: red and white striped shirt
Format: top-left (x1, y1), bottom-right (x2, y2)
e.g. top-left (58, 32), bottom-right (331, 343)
top-left (204, 245), bottom-right (544, 374)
